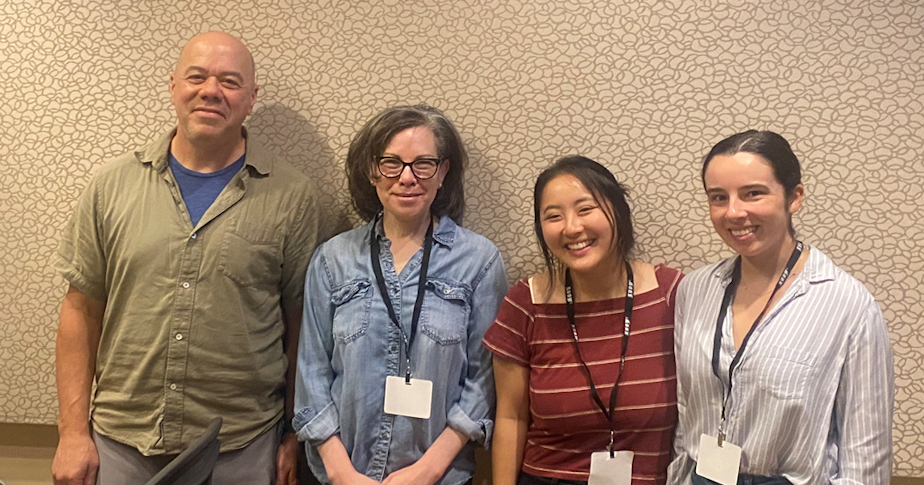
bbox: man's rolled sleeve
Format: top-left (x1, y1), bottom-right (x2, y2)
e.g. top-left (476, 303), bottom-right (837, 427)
top-left (446, 251), bottom-right (507, 448)
top-left (52, 177), bottom-right (107, 301)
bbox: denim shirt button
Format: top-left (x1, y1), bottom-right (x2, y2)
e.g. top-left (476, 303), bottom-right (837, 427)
top-left (389, 344), bottom-right (398, 352)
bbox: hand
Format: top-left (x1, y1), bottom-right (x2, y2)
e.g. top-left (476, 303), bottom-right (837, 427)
top-left (52, 433), bottom-right (99, 485)
top-left (381, 461), bottom-right (441, 485)
top-left (316, 434), bottom-right (382, 485)
top-left (331, 470), bottom-right (381, 485)
top-left (275, 432), bottom-right (300, 485)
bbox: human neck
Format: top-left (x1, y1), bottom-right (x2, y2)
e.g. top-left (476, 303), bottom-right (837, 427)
top-left (382, 212), bottom-right (433, 244)
top-left (381, 212), bottom-right (434, 275)
top-left (739, 238), bottom-right (800, 287)
top-left (171, 131), bottom-right (246, 173)
top-left (567, 257), bottom-right (628, 302)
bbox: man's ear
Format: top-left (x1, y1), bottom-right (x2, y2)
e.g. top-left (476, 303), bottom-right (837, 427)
top-left (247, 84), bottom-right (259, 115)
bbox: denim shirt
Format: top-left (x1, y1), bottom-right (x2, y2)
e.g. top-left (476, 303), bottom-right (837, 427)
top-left (294, 215), bottom-right (508, 485)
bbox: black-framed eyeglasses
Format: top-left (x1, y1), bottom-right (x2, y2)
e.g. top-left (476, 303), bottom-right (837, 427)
top-left (377, 156), bottom-right (443, 179)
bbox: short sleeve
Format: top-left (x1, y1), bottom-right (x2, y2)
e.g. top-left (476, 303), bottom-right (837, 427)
top-left (52, 176), bottom-right (108, 301)
top-left (482, 279), bottom-right (534, 367)
top-left (655, 264), bottom-right (684, 312)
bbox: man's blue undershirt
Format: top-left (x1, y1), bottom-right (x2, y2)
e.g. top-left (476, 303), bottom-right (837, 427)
top-left (168, 152), bottom-right (246, 227)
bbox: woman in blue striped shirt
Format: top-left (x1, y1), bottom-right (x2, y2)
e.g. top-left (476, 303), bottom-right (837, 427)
top-left (667, 130), bottom-right (893, 485)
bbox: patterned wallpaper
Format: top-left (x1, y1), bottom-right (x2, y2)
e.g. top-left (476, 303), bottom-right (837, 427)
top-left (1, 0), bottom-right (921, 475)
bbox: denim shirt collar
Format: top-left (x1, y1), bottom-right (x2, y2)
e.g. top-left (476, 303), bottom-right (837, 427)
top-left (371, 213), bottom-right (457, 249)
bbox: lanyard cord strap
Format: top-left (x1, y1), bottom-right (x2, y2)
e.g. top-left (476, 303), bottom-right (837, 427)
top-left (370, 216), bottom-right (434, 383)
top-left (565, 261), bottom-right (634, 456)
top-left (710, 241), bottom-right (803, 440)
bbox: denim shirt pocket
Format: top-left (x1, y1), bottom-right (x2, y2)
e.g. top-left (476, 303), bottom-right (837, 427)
top-left (421, 278), bottom-right (471, 346)
top-left (330, 278), bottom-right (372, 343)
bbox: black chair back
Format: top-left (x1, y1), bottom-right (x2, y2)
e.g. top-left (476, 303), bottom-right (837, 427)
top-left (144, 417), bottom-right (223, 485)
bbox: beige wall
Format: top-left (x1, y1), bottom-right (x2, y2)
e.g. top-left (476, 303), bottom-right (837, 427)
top-left (1, 0), bottom-right (921, 477)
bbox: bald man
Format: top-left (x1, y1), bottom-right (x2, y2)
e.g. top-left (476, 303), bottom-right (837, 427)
top-left (52, 32), bottom-right (326, 485)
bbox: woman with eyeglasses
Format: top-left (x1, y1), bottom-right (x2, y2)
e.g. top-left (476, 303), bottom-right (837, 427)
top-left (667, 131), bottom-right (893, 485)
top-left (293, 105), bottom-right (508, 485)
top-left (484, 156), bottom-right (683, 485)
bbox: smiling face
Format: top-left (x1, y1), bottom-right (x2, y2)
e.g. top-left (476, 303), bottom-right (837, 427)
top-left (373, 126), bottom-right (448, 228)
top-left (704, 152), bottom-right (804, 261)
top-left (539, 174), bottom-right (618, 279)
top-left (170, 32), bottom-right (258, 145)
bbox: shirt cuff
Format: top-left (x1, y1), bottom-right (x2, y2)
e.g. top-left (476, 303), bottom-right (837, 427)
top-left (447, 403), bottom-right (493, 448)
top-left (293, 401), bottom-right (340, 445)
top-left (52, 256), bottom-right (107, 302)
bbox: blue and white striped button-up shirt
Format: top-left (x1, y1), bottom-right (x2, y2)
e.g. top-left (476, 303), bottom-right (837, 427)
top-left (667, 247), bottom-right (893, 485)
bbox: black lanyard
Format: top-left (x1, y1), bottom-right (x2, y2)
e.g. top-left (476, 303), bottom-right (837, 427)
top-left (711, 241), bottom-right (803, 444)
top-left (370, 216), bottom-right (434, 383)
top-left (564, 260), bottom-right (634, 456)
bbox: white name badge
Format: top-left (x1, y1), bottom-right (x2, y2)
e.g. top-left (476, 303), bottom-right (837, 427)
top-left (589, 450), bottom-right (633, 485)
top-left (383, 376), bottom-right (432, 419)
top-left (696, 434), bottom-right (742, 485)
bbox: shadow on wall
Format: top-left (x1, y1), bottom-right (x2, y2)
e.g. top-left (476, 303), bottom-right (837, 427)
top-left (247, 103), bottom-right (353, 236)
top-left (464, 139), bottom-right (508, 230)
top-left (464, 139), bottom-right (543, 283)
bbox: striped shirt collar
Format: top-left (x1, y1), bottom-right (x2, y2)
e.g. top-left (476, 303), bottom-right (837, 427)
top-left (710, 244), bottom-right (838, 287)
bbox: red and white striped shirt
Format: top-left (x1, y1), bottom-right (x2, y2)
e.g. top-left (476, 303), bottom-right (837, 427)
top-left (484, 264), bottom-right (682, 484)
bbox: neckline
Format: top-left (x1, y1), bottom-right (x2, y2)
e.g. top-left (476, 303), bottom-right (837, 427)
top-left (528, 264), bottom-right (667, 306)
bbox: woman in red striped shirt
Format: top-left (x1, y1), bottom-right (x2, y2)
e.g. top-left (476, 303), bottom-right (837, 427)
top-left (484, 156), bottom-right (682, 485)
